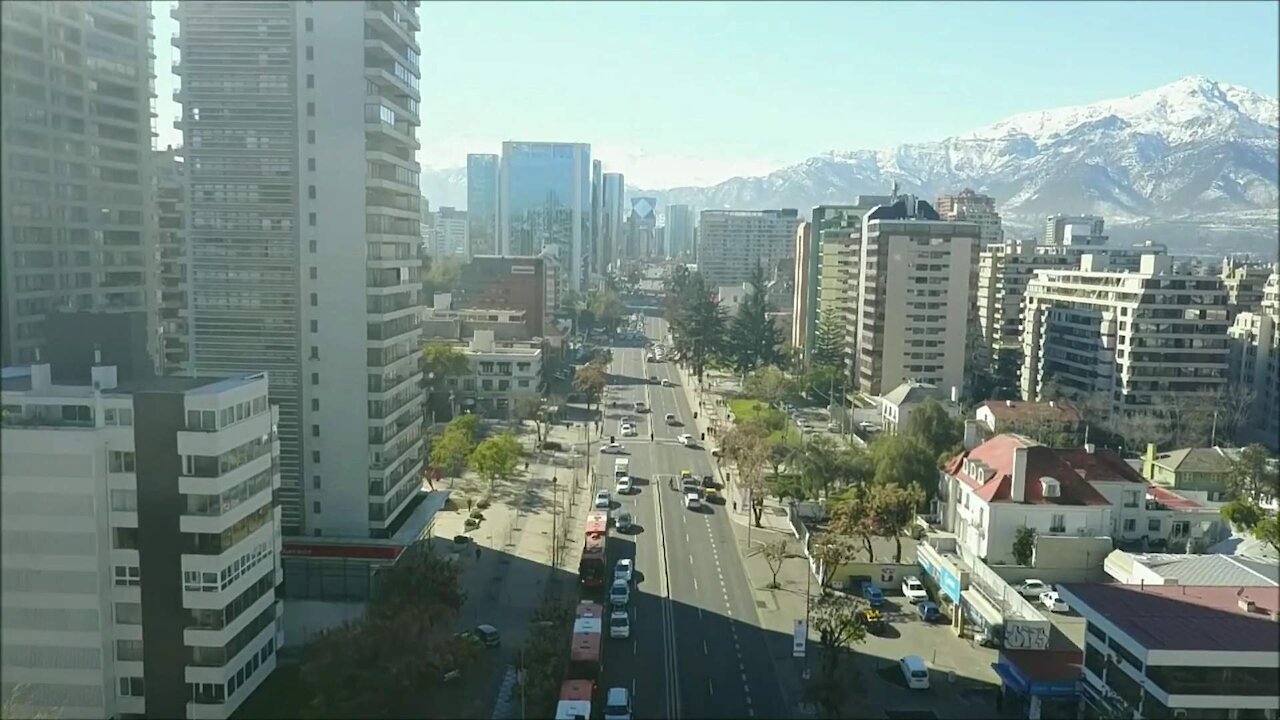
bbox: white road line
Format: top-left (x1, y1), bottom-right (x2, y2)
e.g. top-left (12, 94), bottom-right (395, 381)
top-left (746, 696), bottom-right (753, 706)
top-left (739, 662), bottom-right (745, 671)
top-left (708, 678), bottom-right (714, 696)
top-left (693, 577), bottom-right (699, 591)
top-left (686, 533), bottom-right (690, 543)
top-left (634, 640), bottom-right (638, 655)
top-left (703, 640), bottom-right (709, 655)
top-left (741, 672), bottom-right (748, 683)
top-left (689, 554), bottom-right (695, 565)
top-left (698, 607), bottom-right (703, 619)
top-left (747, 710), bottom-right (755, 718)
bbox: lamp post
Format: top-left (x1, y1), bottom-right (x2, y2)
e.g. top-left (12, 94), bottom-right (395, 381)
top-left (551, 475), bottom-right (558, 568)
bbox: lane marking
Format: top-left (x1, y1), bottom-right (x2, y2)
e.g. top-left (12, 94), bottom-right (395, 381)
top-left (741, 672), bottom-right (748, 683)
top-left (693, 577), bottom-right (698, 591)
top-left (689, 554), bottom-right (694, 566)
top-left (739, 662), bottom-right (745, 671)
top-left (634, 640), bottom-right (638, 656)
top-left (703, 640), bottom-right (709, 655)
top-left (708, 678), bottom-right (714, 696)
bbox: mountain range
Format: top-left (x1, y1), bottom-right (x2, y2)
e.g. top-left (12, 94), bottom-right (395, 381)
top-left (420, 75), bottom-right (1279, 255)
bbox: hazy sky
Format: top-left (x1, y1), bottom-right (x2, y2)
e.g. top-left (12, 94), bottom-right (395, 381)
top-left (155, 0), bottom-right (1278, 188)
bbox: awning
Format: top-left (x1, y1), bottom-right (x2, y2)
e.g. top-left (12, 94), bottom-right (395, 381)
top-left (962, 588), bottom-right (1004, 626)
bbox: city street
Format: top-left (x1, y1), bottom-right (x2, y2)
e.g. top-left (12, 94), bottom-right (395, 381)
top-left (595, 317), bottom-right (790, 719)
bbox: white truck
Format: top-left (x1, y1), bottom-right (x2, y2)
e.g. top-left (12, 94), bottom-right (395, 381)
top-left (614, 458), bottom-right (630, 479)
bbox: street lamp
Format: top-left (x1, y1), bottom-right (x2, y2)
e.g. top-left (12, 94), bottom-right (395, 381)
top-left (551, 475), bottom-right (559, 568)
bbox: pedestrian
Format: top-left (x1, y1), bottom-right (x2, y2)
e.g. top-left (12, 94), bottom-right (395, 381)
top-left (733, 500), bottom-right (738, 512)
top-left (466, 498), bottom-right (473, 513)
top-left (475, 546), bottom-right (481, 560)
top-left (524, 460), bottom-right (529, 471)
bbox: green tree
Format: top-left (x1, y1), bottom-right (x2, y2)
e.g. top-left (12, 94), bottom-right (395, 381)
top-left (469, 433), bottom-right (523, 492)
top-left (1012, 525), bottom-right (1036, 566)
top-left (448, 413), bottom-right (481, 442)
top-left (519, 599), bottom-right (574, 718)
top-left (587, 287), bottom-right (627, 332)
top-left (743, 365), bottom-right (796, 407)
top-left (422, 343), bottom-right (470, 391)
top-left (902, 398), bottom-right (964, 462)
top-left (828, 484), bottom-right (881, 562)
top-left (868, 434), bottom-right (939, 499)
top-left (423, 256), bottom-right (464, 297)
top-left (430, 426), bottom-right (475, 482)
top-left (808, 592), bottom-right (868, 718)
top-left (723, 421), bottom-right (772, 526)
top-left (801, 364), bottom-right (845, 408)
top-left (572, 359), bottom-right (608, 416)
top-left (811, 307), bottom-right (847, 369)
top-left (727, 263), bottom-right (785, 372)
top-left (1220, 444), bottom-right (1280, 554)
top-left (667, 270), bottom-right (727, 384)
top-left (868, 481), bottom-right (926, 563)
top-left (798, 434), bottom-right (842, 500)
top-left (810, 533), bottom-right (857, 592)
top-left (513, 396), bottom-right (551, 445)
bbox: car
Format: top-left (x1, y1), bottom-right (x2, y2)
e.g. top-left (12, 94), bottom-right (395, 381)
top-left (681, 478), bottom-right (700, 495)
top-left (473, 624), bottom-right (501, 647)
top-left (858, 608), bottom-right (886, 634)
top-left (615, 511), bottom-right (634, 532)
top-left (899, 655), bottom-right (931, 690)
top-left (649, 375), bottom-right (659, 384)
top-left (595, 490), bottom-right (611, 509)
top-left (901, 576), bottom-right (928, 604)
top-left (684, 492), bottom-right (702, 510)
top-left (704, 487), bottom-right (719, 503)
top-left (664, 413), bottom-right (678, 425)
top-left (680, 469), bottom-right (692, 479)
top-left (701, 474), bottom-right (717, 488)
top-left (661, 378), bottom-right (672, 387)
top-left (1040, 590), bottom-right (1069, 613)
top-left (620, 424), bottom-right (637, 437)
top-left (615, 476), bottom-right (633, 494)
top-left (603, 687), bottom-right (633, 720)
top-left (634, 402), bottom-right (648, 413)
top-left (860, 581), bottom-right (885, 608)
top-left (918, 601), bottom-right (941, 623)
top-left (614, 559), bottom-right (634, 584)
top-left (602, 442), bottom-right (625, 454)
top-left (1015, 579), bottom-right (1050, 598)
top-left (609, 579), bottom-right (630, 607)
top-left (677, 433), bottom-right (696, 447)
top-left (609, 610), bottom-right (631, 639)
top-left (618, 415), bottom-right (635, 424)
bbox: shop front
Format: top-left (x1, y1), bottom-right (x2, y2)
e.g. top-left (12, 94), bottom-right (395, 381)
top-left (961, 587), bottom-right (1004, 646)
top-left (993, 649), bottom-right (1082, 720)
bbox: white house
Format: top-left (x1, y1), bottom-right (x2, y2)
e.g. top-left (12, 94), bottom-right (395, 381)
top-left (880, 380), bottom-right (961, 434)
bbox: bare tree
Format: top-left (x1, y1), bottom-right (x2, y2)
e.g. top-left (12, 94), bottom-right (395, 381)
top-left (753, 539), bottom-right (791, 589)
top-left (724, 421), bottom-right (773, 526)
top-left (1215, 384), bottom-right (1257, 446)
top-left (513, 396), bottom-right (550, 445)
top-left (807, 593), bottom-right (868, 718)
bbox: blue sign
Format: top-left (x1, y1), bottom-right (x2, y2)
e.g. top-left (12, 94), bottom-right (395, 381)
top-left (938, 566), bottom-right (961, 603)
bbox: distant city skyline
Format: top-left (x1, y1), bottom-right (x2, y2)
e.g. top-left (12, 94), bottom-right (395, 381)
top-left (152, 1), bottom-right (1279, 188)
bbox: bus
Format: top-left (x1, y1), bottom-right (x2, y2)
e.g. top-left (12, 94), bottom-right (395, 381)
top-left (579, 511), bottom-right (609, 588)
top-left (566, 623), bottom-right (603, 682)
top-left (554, 680), bottom-right (594, 720)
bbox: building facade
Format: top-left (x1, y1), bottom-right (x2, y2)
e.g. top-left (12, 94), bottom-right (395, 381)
top-left (1020, 254), bottom-right (1229, 420)
top-left (176, 0), bottom-right (425, 537)
top-left (426, 206), bottom-right (468, 260)
top-left (456, 256), bottom-right (551, 338)
top-left (1, 0), bottom-right (159, 367)
top-left (626, 197), bottom-right (658, 260)
top-left (936, 189), bottom-right (1003, 247)
top-left (1043, 214), bottom-right (1105, 245)
top-left (498, 141), bottom-right (591, 292)
top-left (466, 153), bottom-right (499, 256)
top-left (155, 149), bottom-right (192, 376)
top-left (1, 364), bottom-right (284, 719)
top-left (434, 330), bottom-right (543, 418)
top-left (1227, 266), bottom-right (1280, 450)
top-left (665, 204), bottom-right (696, 260)
top-left (697, 209), bottom-right (803, 289)
top-left (600, 173), bottom-right (625, 273)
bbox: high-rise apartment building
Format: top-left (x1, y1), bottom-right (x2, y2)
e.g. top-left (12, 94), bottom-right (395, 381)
top-left (1221, 256), bottom-right (1273, 320)
top-left (1, 363), bottom-right (284, 719)
top-left (627, 197), bottom-right (658, 259)
top-left (601, 173), bottom-right (625, 273)
top-left (156, 148), bottom-right (192, 376)
top-left (1227, 264), bottom-right (1280, 451)
top-left (1044, 214), bottom-right (1105, 245)
top-left (936, 189), bottom-right (1003, 247)
top-left (1021, 254), bottom-right (1229, 417)
top-left (590, 159), bottom-right (603, 276)
top-left (854, 198), bottom-right (979, 396)
top-left (498, 141), bottom-right (591, 292)
top-left (466, 153), bottom-right (499, 256)
top-left (697, 209), bottom-right (803, 289)
top-left (176, 0), bottom-right (425, 537)
top-left (1, 0), bottom-right (159, 367)
top-left (426, 206), bottom-right (468, 260)
top-left (665, 204), bottom-right (696, 260)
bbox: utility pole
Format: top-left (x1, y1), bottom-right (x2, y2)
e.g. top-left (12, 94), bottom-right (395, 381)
top-left (551, 475), bottom-right (558, 568)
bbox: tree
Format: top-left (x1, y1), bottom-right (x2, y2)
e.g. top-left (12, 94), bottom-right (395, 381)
top-left (469, 433), bottom-right (523, 492)
top-left (742, 365), bottom-right (796, 408)
top-left (727, 263), bottom-right (785, 372)
top-left (513, 396), bottom-right (551, 445)
top-left (448, 413), bottom-right (480, 442)
top-left (587, 287), bottom-right (627, 332)
top-left (1, 684), bottom-right (58, 720)
top-left (766, 434), bottom-right (800, 483)
top-left (828, 485), bottom-right (880, 562)
top-left (754, 539), bottom-right (791, 589)
top-left (808, 593), bottom-right (868, 718)
top-left (558, 289), bottom-right (585, 334)
top-left (811, 307), bottom-right (846, 369)
top-left (667, 270), bottom-right (727, 384)
top-left (902, 398), bottom-right (964, 463)
top-left (798, 434), bottom-right (842, 500)
top-left (868, 482), bottom-right (926, 563)
top-left (809, 533), bottom-right (857, 592)
top-left (801, 364), bottom-right (845, 409)
top-left (868, 434), bottom-right (939, 499)
top-left (422, 343), bottom-right (470, 393)
top-left (1215, 384), bottom-right (1257, 446)
top-left (519, 599), bottom-right (574, 718)
top-left (1012, 525), bottom-right (1036, 566)
top-left (572, 360), bottom-right (608, 416)
top-left (723, 422), bottom-right (772, 526)
top-left (423, 256), bottom-right (463, 297)
top-left (1220, 444), bottom-right (1280, 554)
top-left (373, 543), bottom-right (468, 619)
top-left (430, 425), bottom-right (475, 483)
top-left (1163, 392), bottom-right (1216, 449)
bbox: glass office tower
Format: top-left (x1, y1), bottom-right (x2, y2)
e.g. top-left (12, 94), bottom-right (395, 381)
top-left (498, 141), bottom-right (591, 291)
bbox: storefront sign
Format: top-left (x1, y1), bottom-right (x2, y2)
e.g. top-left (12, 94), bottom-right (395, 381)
top-left (792, 619), bottom-right (807, 658)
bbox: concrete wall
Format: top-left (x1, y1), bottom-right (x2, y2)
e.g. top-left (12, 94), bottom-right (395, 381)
top-left (828, 562), bottom-right (920, 592)
top-left (1032, 535), bottom-right (1114, 571)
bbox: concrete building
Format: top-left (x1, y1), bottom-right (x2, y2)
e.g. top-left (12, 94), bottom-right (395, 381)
top-left (879, 380), bottom-right (961, 434)
top-left (466, 154), bottom-right (499, 256)
top-left (854, 198), bottom-right (979, 396)
top-left (498, 141), bottom-right (591, 292)
top-left (426, 206), bottom-right (468, 260)
top-left (791, 222), bottom-right (815, 355)
top-left (1043, 214), bottom-right (1104, 245)
top-left (1102, 550), bottom-right (1278, 587)
top-left (1142, 444), bottom-right (1239, 501)
top-left (1020, 254), bottom-right (1230, 421)
top-left (1221, 257), bottom-right (1272, 320)
top-left (155, 149), bottom-right (192, 376)
top-left (601, 173), bottom-right (625, 273)
top-left (422, 306), bottom-right (535, 343)
top-left (1058, 582), bottom-right (1279, 719)
top-left (456, 256), bottom-right (551, 337)
top-left (2, 0), bottom-right (159, 368)
top-left (590, 159), bottom-right (603, 276)
top-left (1227, 265), bottom-right (1280, 450)
top-left (974, 400), bottom-right (1085, 445)
top-left (698, 209), bottom-right (803, 289)
top-left (665, 204), bottom-right (696, 260)
top-left (936, 189), bottom-right (1003, 247)
top-left (176, 0), bottom-right (425, 537)
top-left (1, 363), bottom-right (283, 719)
top-left (438, 330), bottom-right (543, 418)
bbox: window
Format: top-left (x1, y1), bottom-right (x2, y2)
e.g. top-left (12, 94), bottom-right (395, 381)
top-left (307, 158), bottom-right (316, 172)
top-left (114, 602), bottom-right (142, 625)
top-left (310, 292), bottom-right (317, 306)
top-left (305, 46), bottom-right (313, 60)
top-left (311, 425), bottom-right (320, 437)
top-left (310, 320), bottom-right (318, 333)
top-left (306, 102), bottom-right (315, 117)
top-left (1148, 518), bottom-right (1161, 532)
top-left (118, 676), bottom-right (145, 697)
top-left (1123, 518), bottom-right (1137, 532)
top-left (312, 450), bottom-right (320, 463)
top-left (109, 451), bottom-right (136, 473)
top-left (313, 501), bottom-right (321, 514)
top-left (313, 475), bottom-right (321, 489)
top-left (311, 372), bottom-right (319, 385)
top-left (1050, 514), bottom-right (1065, 532)
top-left (306, 73), bottom-right (314, 89)
top-left (114, 565), bottom-right (141, 587)
top-left (116, 639), bottom-right (144, 661)
top-left (110, 489), bottom-right (137, 512)
top-left (309, 266), bottom-right (317, 280)
top-left (307, 130), bottom-right (315, 144)
top-left (105, 408), bottom-right (133, 426)
top-left (308, 185), bottom-right (316, 200)
top-left (112, 526), bottom-right (139, 550)
top-left (304, 17), bottom-right (313, 31)
top-left (308, 212), bottom-right (316, 226)
top-left (309, 239), bottom-right (317, 253)
top-left (311, 399), bottom-right (319, 412)
top-left (309, 346), bottom-right (319, 360)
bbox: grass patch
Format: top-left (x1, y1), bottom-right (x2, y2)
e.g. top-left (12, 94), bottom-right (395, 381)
top-left (728, 398), bottom-right (786, 428)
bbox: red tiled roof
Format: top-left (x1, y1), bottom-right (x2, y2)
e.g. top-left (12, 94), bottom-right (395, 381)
top-left (999, 649), bottom-right (1083, 684)
top-left (1054, 446), bottom-right (1148, 484)
top-left (980, 400), bottom-right (1084, 425)
top-left (1058, 583), bottom-right (1280, 653)
top-left (1146, 484), bottom-right (1204, 510)
top-left (944, 434), bottom-right (1111, 506)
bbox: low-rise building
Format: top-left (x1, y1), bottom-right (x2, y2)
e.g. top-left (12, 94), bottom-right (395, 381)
top-left (974, 399), bottom-right (1085, 445)
top-left (1142, 444), bottom-right (1238, 501)
top-left (439, 330), bottom-right (543, 418)
top-left (1058, 582), bottom-right (1280, 719)
top-left (1, 363), bottom-right (284, 719)
top-left (1102, 550), bottom-right (1279, 587)
top-left (879, 380), bottom-right (961, 434)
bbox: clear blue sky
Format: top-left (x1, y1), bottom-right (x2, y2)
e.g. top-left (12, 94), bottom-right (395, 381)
top-left (155, 1), bottom-right (1279, 187)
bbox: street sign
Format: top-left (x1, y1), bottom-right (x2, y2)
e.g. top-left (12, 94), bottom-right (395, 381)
top-left (792, 619), bottom-right (807, 658)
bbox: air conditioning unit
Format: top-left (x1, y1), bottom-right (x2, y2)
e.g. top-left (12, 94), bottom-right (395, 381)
top-left (1172, 710), bottom-right (1187, 719)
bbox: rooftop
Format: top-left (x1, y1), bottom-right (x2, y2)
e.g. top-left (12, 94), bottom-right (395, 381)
top-left (1122, 551), bottom-right (1279, 587)
top-left (1151, 446), bottom-right (1238, 474)
top-left (979, 399), bottom-right (1083, 426)
top-left (1057, 583), bottom-right (1280, 653)
top-left (999, 649), bottom-right (1084, 685)
top-left (882, 380), bottom-right (953, 408)
top-left (944, 434), bottom-right (1112, 506)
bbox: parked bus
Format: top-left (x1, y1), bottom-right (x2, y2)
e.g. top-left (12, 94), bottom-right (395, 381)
top-left (554, 680), bottom-right (594, 720)
top-left (566, 620), bottom-right (603, 682)
top-left (579, 511), bottom-right (609, 588)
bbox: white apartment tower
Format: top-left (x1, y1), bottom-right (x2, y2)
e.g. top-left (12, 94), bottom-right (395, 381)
top-left (854, 198), bottom-right (979, 396)
top-left (175, 0), bottom-right (425, 537)
top-left (936, 189), bottom-right (1002, 247)
top-left (1, 364), bottom-right (284, 719)
top-left (1, 1), bottom-right (159, 367)
top-left (1227, 264), bottom-right (1280, 450)
top-left (697, 209), bottom-right (803, 289)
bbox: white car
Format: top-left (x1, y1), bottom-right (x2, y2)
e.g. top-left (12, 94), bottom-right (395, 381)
top-left (664, 413), bottom-right (678, 426)
top-left (603, 687), bottom-right (633, 720)
top-left (1015, 579), bottom-right (1050, 598)
top-left (661, 378), bottom-right (671, 387)
top-left (901, 577), bottom-right (928, 604)
top-left (677, 433), bottom-right (695, 447)
top-left (614, 558), bottom-right (634, 584)
top-left (609, 579), bottom-right (630, 607)
top-left (1040, 591), bottom-right (1069, 613)
top-left (594, 490), bottom-right (611, 509)
top-left (684, 492), bottom-right (702, 510)
top-left (609, 610), bottom-right (631, 639)
top-left (615, 476), bottom-right (633, 494)
top-left (899, 655), bottom-right (930, 690)
top-left (620, 423), bottom-right (637, 437)
top-left (602, 442), bottom-right (625, 454)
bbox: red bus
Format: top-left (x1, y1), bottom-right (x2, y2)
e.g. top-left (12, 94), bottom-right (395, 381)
top-left (579, 511), bottom-right (609, 588)
top-left (566, 625), bottom-right (603, 682)
top-left (554, 680), bottom-right (593, 720)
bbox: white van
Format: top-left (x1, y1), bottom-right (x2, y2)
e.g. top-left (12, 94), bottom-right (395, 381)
top-left (899, 655), bottom-right (930, 690)
top-left (603, 687), bottom-right (632, 720)
top-left (684, 492), bottom-right (702, 510)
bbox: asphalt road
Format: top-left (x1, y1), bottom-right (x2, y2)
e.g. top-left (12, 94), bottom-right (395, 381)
top-left (594, 318), bottom-right (788, 719)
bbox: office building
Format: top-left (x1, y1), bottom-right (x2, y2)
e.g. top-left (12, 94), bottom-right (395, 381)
top-left (156, 149), bottom-right (193, 376)
top-left (1021, 254), bottom-right (1229, 418)
top-left (1, 0), bottom-right (159, 367)
top-left (176, 0), bottom-right (425, 537)
top-left (456, 256), bottom-right (552, 338)
top-left (601, 173), bottom-right (626, 273)
top-left (1044, 214), bottom-right (1105, 245)
top-left (627, 197), bottom-right (658, 259)
top-left (936, 189), bottom-right (1003, 247)
top-left (698, 209), bottom-right (803, 289)
top-left (1227, 264), bottom-right (1280, 450)
top-left (426, 206), bottom-right (468, 260)
top-left (498, 141), bottom-right (591, 293)
top-left (466, 153), bottom-right (500, 256)
top-left (590, 159), bottom-right (603, 276)
top-left (854, 198), bottom-right (979, 396)
top-left (1, 363), bottom-right (284, 719)
top-left (665, 204), bottom-right (696, 260)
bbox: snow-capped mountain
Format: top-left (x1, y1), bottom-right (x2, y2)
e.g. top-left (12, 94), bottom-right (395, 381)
top-left (420, 76), bottom-right (1278, 253)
